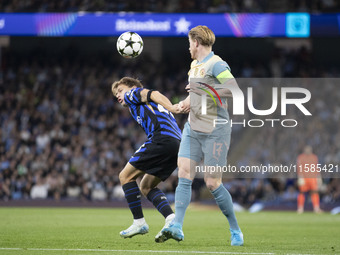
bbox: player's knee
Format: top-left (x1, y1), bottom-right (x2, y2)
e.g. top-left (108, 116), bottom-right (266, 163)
top-left (139, 185), bottom-right (151, 197)
top-left (119, 171), bottom-right (129, 185)
top-left (205, 178), bottom-right (221, 191)
top-left (178, 158), bottom-right (191, 179)
top-left (178, 169), bottom-right (191, 179)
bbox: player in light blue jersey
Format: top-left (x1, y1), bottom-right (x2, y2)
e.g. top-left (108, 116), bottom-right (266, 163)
top-left (112, 77), bottom-right (181, 242)
top-left (162, 25), bottom-right (244, 246)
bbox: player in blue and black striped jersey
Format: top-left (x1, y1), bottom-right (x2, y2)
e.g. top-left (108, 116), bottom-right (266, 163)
top-left (112, 77), bottom-right (182, 242)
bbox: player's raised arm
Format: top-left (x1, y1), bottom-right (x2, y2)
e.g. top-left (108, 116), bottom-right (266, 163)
top-left (140, 89), bottom-right (181, 114)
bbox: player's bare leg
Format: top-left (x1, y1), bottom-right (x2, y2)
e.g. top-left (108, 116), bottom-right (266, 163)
top-left (139, 174), bottom-right (162, 197)
top-left (119, 163), bottom-right (149, 238)
top-left (140, 174), bottom-right (175, 243)
top-left (119, 163), bottom-right (144, 185)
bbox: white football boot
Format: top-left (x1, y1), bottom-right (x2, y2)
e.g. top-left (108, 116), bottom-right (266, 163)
top-left (155, 213), bottom-right (175, 243)
top-left (120, 221), bottom-right (149, 238)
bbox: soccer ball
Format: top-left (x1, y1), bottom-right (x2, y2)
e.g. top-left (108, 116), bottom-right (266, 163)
top-left (116, 32), bottom-right (143, 58)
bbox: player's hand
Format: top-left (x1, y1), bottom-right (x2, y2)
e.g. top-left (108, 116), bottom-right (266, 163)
top-left (179, 101), bottom-right (190, 113)
top-left (168, 104), bottom-right (182, 114)
top-left (297, 178), bottom-right (305, 187)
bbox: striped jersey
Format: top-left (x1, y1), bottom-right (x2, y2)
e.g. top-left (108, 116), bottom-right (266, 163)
top-left (124, 88), bottom-right (181, 140)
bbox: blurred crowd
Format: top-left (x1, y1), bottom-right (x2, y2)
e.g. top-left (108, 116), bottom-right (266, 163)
top-left (0, 51), bottom-right (188, 202)
top-left (1, 0), bottom-right (339, 13)
top-left (1, 44), bottom-right (340, 208)
top-left (231, 87), bottom-right (340, 206)
top-left (232, 49), bottom-right (340, 206)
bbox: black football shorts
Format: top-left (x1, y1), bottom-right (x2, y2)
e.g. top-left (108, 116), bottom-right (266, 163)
top-left (128, 136), bottom-right (180, 181)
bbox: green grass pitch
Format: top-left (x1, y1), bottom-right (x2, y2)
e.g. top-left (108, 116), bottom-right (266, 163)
top-left (0, 206), bottom-right (339, 255)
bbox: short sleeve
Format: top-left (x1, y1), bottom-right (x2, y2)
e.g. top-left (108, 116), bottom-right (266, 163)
top-left (124, 88), bottom-right (144, 106)
top-left (212, 61), bottom-right (231, 77)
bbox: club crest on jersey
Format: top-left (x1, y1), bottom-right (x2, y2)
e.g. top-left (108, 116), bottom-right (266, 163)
top-left (200, 68), bottom-right (205, 77)
top-left (126, 89), bottom-right (135, 101)
top-left (137, 116), bottom-right (142, 125)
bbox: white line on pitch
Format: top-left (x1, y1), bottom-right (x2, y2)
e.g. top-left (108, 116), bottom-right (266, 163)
top-left (0, 248), bottom-right (321, 255)
top-left (0, 247), bottom-right (274, 254)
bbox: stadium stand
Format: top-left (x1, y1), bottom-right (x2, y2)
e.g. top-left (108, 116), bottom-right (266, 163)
top-left (1, 43), bottom-right (339, 209)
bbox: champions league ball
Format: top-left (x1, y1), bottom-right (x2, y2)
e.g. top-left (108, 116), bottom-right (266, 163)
top-left (116, 32), bottom-right (143, 58)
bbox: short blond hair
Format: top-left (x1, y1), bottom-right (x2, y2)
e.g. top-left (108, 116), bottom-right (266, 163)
top-left (188, 25), bottom-right (215, 47)
top-left (112, 77), bottom-right (143, 95)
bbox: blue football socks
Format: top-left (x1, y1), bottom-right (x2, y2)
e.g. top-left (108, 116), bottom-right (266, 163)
top-left (211, 184), bottom-right (240, 230)
top-left (173, 178), bottom-right (192, 226)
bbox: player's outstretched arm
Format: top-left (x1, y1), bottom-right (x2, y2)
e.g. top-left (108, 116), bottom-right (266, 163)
top-left (140, 89), bottom-right (181, 114)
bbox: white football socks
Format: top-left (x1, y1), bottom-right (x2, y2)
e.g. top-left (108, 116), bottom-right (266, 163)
top-left (165, 213), bottom-right (175, 223)
top-left (133, 218), bottom-right (146, 226)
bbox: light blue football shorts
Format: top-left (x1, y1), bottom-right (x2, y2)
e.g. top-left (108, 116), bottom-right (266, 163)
top-left (178, 121), bottom-right (231, 166)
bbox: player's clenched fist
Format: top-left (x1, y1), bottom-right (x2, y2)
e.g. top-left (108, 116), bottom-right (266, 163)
top-left (179, 100), bottom-right (190, 113)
